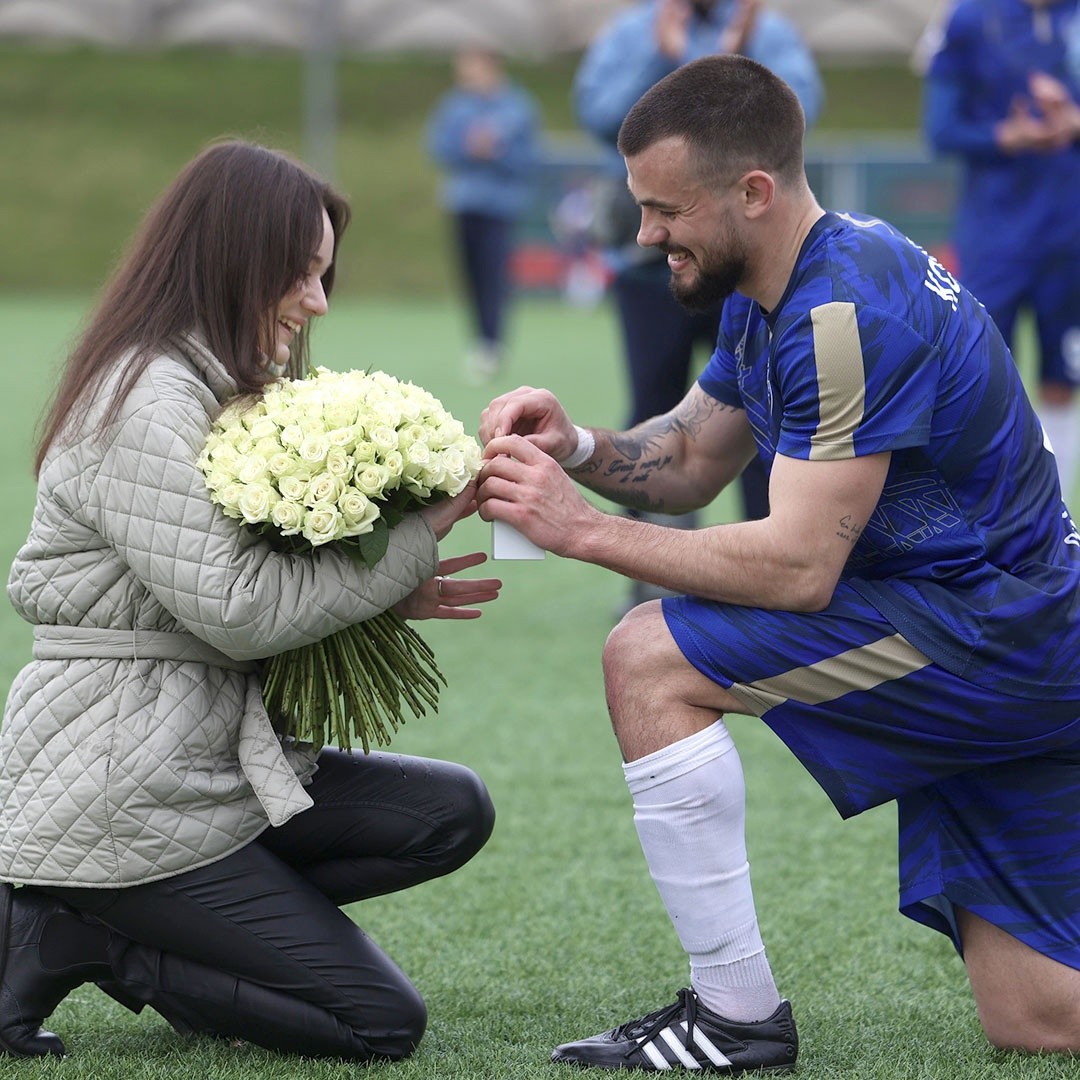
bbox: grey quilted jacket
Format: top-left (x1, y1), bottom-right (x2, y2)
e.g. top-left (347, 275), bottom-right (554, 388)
top-left (0, 335), bottom-right (438, 887)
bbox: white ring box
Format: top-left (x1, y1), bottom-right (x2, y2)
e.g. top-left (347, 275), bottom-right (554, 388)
top-left (492, 519), bottom-right (546, 560)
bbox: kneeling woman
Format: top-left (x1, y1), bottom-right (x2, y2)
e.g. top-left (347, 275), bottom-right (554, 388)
top-left (0, 140), bottom-right (499, 1061)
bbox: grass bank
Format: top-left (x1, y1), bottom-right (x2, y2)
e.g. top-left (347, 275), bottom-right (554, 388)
top-left (1, 47), bottom-right (923, 297)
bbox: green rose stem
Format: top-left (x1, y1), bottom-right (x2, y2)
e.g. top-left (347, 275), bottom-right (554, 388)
top-left (261, 610), bottom-right (447, 753)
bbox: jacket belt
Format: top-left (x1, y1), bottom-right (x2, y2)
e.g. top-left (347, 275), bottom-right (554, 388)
top-left (31, 626), bottom-right (314, 827)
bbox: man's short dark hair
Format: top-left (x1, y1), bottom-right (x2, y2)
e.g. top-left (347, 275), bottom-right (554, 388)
top-left (617, 55), bottom-right (806, 190)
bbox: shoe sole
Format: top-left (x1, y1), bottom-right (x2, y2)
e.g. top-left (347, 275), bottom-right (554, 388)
top-left (551, 1059), bottom-right (796, 1075)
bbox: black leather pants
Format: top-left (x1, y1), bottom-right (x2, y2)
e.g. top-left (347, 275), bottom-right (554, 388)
top-left (43, 748), bottom-right (495, 1061)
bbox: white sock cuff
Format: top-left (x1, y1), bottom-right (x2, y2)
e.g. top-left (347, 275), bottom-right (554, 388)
top-left (623, 720), bottom-right (735, 794)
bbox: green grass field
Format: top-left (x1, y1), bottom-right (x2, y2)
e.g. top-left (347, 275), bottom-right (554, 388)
top-left (1, 294), bottom-right (1076, 1080)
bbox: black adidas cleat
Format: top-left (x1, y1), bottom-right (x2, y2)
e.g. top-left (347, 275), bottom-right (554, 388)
top-left (551, 988), bottom-right (797, 1073)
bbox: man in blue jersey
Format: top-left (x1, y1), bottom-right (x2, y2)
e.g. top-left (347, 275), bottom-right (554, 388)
top-left (478, 55), bottom-right (1080, 1071)
top-left (574, 0), bottom-right (823, 611)
top-left (923, 0), bottom-right (1080, 503)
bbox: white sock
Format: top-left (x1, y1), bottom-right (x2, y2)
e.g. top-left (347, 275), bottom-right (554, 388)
top-left (1040, 402), bottom-right (1079, 503)
top-left (623, 719), bottom-right (781, 1022)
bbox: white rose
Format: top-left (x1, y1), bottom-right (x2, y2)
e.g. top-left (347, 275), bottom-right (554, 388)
top-left (208, 441), bottom-right (243, 471)
top-left (306, 472), bottom-right (345, 507)
top-left (237, 481), bottom-right (277, 524)
top-left (339, 488), bottom-right (381, 536)
top-left (352, 440), bottom-right (377, 464)
top-left (326, 426), bottom-right (357, 449)
top-left (381, 449), bottom-right (404, 481)
top-left (277, 473), bottom-right (310, 502)
top-left (419, 458), bottom-right (449, 489)
top-left (398, 422), bottom-right (428, 448)
top-left (216, 481), bottom-right (246, 518)
top-left (462, 440), bottom-right (483, 474)
top-left (237, 454), bottom-right (270, 485)
top-left (280, 423), bottom-right (304, 449)
top-left (266, 451), bottom-right (298, 478)
top-left (270, 499), bottom-right (305, 536)
top-left (404, 439), bottom-right (431, 468)
top-left (401, 469), bottom-right (432, 499)
top-left (298, 433), bottom-right (331, 467)
top-left (353, 462), bottom-right (392, 497)
top-left (370, 425), bottom-right (398, 454)
top-left (247, 415), bottom-right (279, 441)
top-left (324, 447), bottom-right (353, 478)
top-left (302, 503), bottom-right (344, 545)
top-left (440, 446), bottom-right (466, 477)
top-left (324, 400), bottom-right (359, 429)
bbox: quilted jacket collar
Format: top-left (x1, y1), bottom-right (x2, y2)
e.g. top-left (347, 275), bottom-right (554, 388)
top-left (174, 331), bottom-right (240, 406)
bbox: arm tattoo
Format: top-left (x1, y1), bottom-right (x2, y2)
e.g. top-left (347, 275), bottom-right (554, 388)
top-left (835, 514), bottom-right (865, 544)
top-left (575, 394), bottom-right (734, 510)
top-left (609, 393), bottom-right (721, 461)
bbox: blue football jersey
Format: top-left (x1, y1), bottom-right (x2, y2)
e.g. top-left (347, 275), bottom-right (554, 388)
top-left (698, 210), bottom-right (1080, 698)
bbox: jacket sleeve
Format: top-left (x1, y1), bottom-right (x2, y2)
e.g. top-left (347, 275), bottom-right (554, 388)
top-left (84, 380), bottom-right (439, 662)
top-left (488, 91), bottom-right (539, 179)
top-left (574, 10), bottom-right (678, 146)
top-left (426, 94), bottom-right (472, 168)
top-left (922, 3), bottom-right (1003, 162)
top-left (745, 12), bottom-right (824, 129)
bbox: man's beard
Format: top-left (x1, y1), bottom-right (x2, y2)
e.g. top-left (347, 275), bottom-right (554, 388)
top-left (668, 249), bottom-right (746, 312)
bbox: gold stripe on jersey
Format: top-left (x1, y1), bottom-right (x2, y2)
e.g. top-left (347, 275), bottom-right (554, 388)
top-left (726, 632), bottom-right (932, 716)
top-left (809, 301), bottom-right (865, 461)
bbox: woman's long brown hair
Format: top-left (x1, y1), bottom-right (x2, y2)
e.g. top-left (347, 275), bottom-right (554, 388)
top-left (34, 139), bottom-right (351, 475)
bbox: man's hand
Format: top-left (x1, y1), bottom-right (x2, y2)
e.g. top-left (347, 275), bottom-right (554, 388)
top-left (1029, 71), bottom-right (1080, 147)
top-left (478, 433), bottom-right (602, 558)
top-left (655, 0), bottom-right (691, 61)
top-left (465, 122), bottom-right (500, 159)
top-left (719, 0), bottom-right (761, 55)
top-left (479, 386), bottom-right (580, 462)
top-left (996, 94), bottom-right (1074, 153)
top-left (393, 552), bottom-right (502, 621)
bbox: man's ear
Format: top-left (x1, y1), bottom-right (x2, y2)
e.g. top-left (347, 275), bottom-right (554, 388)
top-left (740, 170), bottom-right (775, 219)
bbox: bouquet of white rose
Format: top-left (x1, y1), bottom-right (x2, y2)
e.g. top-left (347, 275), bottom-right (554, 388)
top-left (197, 366), bottom-right (482, 752)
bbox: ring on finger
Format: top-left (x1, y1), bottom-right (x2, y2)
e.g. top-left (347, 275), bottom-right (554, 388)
top-left (436, 575), bottom-right (445, 597)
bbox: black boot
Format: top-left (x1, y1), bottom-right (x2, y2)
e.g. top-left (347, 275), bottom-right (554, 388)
top-left (0, 884), bottom-right (107, 1057)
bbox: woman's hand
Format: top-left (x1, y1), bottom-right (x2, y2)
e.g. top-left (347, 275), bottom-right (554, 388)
top-left (393, 552), bottom-right (502, 621)
top-left (420, 482), bottom-right (478, 541)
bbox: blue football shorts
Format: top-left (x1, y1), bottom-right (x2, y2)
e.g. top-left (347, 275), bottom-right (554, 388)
top-left (663, 582), bottom-right (1080, 967)
top-left (960, 250), bottom-right (1080, 387)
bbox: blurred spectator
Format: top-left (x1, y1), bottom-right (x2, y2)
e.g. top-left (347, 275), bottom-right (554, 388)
top-left (426, 47), bottom-right (540, 384)
top-left (922, 0), bottom-right (1080, 502)
top-left (573, 0), bottom-right (824, 610)
top-left (550, 180), bottom-right (609, 307)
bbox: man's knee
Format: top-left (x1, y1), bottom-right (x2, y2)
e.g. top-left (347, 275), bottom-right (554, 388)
top-left (960, 907), bottom-right (1080, 1053)
top-left (602, 601), bottom-right (670, 687)
top-left (977, 996), bottom-right (1080, 1053)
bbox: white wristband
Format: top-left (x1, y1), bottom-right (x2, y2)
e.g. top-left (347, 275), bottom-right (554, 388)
top-left (560, 425), bottom-right (596, 470)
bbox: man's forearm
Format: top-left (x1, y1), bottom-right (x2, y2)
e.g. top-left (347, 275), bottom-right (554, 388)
top-left (565, 396), bottom-right (742, 512)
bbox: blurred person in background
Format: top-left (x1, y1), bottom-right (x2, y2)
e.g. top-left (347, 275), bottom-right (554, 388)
top-left (574, 0), bottom-right (823, 612)
top-left (426, 47), bottom-right (540, 384)
top-left (922, 0), bottom-right (1080, 502)
top-left (479, 55), bottom-right (1080, 1070)
top-left (0, 139), bottom-right (499, 1061)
